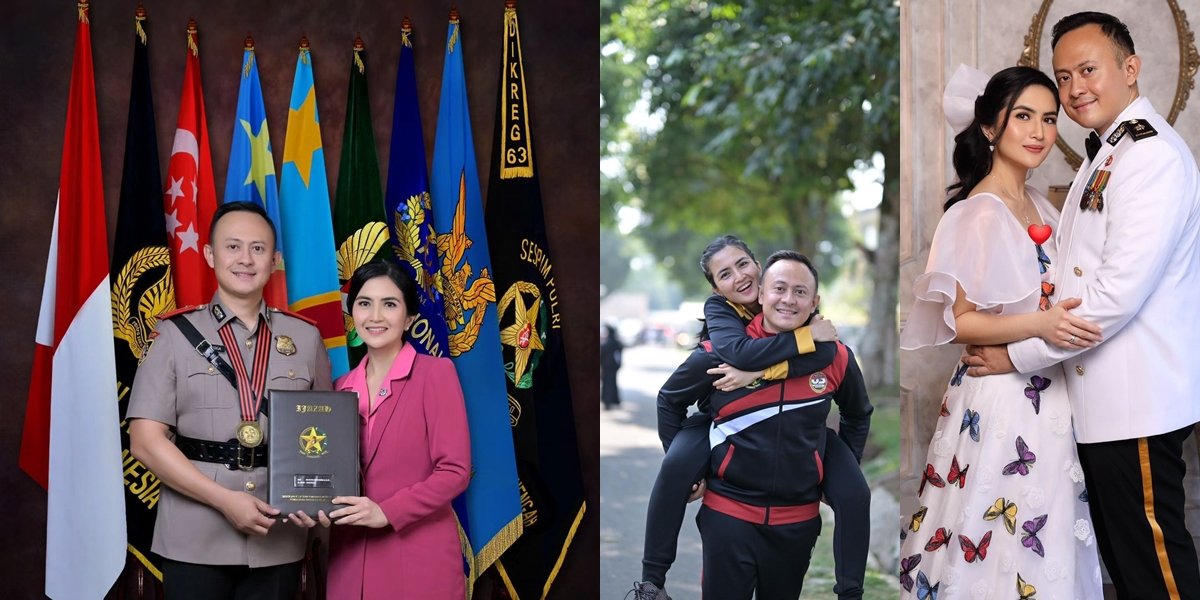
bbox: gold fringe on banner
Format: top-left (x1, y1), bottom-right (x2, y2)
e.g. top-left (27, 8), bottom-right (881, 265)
top-left (135, 5), bottom-right (147, 45)
top-left (187, 20), bottom-right (199, 57)
top-left (448, 23), bottom-right (459, 54)
top-left (300, 48), bottom-right (310, 65)
top-left (495, 503), bottom-right (587, 600)
top-left (353, 50), bottom-right (364, 73)
top-left (78, 1), bottom-right (89, 24)
top-left (457, 512), bottom-right (525, 600)
top-left (243, 51), bottom-right (254, 78)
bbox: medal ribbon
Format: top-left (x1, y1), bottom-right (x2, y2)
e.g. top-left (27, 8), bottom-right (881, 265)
top-left (217, 318), bottom-right (272, 422)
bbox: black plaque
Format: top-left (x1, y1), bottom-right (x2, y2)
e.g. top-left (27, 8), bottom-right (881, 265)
top-left (267, 390), bottom-right (360, 517)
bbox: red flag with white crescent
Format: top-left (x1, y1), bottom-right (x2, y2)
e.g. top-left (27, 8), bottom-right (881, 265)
top-left (164, 19), bottom-right (217, 306)
top-left (18, 2), bottom-right (126, 597)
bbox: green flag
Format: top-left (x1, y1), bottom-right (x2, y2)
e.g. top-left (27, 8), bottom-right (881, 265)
top-left (332, 36), bottom-right (388, 369)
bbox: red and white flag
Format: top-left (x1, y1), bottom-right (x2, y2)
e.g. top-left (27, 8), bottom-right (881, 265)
top-left (164, 19), bottom-right (217, 306)
top-left (18, 2), bottom-right (126, 597)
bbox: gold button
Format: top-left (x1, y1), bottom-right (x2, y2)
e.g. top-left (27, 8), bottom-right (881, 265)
top-left (1075, 365), bottom-right (1085, 376)
top-left (244, 481), bottom-right (256, 492)
top-left (1074, 267), bottom-right (1083, 277)
top-left (288, 369), bottom-right (296, 379)
top-left (245, 339), bottom-right (254, 348)
top-left (208, 366), bottom-right (215, 374)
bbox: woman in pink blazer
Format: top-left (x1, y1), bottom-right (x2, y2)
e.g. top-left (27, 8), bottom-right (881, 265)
top-left (315, 260), bottom-right (471, 599)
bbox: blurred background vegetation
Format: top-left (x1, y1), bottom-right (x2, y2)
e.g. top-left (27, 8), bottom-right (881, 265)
top-left (600, 0), bottom-right (900, 389)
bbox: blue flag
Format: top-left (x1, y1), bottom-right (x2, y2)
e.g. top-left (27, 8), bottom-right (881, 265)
top-left (278, 41), bottom-right (348, 378)
top-left (385, 19), bottom-right (451, 360)
top-left (430, 10), bottom-right (523, 584)
top-left (225, 39), bottom-right (287, 307)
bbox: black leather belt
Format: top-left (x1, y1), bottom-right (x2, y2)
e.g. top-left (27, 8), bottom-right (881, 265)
top-left (176, 434), bottom-right (268, 471)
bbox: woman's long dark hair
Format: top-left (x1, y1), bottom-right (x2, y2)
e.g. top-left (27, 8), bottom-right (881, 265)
top-left (945, 66), bottom-right (1059, 210)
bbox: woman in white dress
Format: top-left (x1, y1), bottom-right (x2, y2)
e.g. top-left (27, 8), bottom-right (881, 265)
top-left (898, 65), bottom-right (1104, 599)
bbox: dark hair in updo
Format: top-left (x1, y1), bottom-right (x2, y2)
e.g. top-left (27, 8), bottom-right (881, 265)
top-left (944, 66), bottom-right (1059, 210)
top-left (699, 235), bottom-right (757, 287)
top-left (345, 260), bottom-right (420, 317)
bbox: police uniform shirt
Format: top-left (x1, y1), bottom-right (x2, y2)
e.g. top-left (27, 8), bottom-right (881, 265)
top-left (127, 292), bottom-right (334, 567)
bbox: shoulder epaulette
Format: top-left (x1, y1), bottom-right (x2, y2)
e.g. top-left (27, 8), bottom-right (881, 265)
top-left (1107, 118), bottom-right (1158, 145)
top-left (269, 306), bottom-right (318, 326)
top-left (157, 304), bottom-right (205, 320)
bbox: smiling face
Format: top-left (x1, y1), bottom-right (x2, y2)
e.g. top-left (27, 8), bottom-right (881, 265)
top-left (986, 85), bottom-right (1060, 172)
top-left (204, 209), bottom-right (278, 301)
top-left (707, 245), bottom-right (762, 306)
top-left (758, 259), bottom-right (820, 334)
top-left (351, 275), bottom-right (417, 352)
top-left (1052, 23), bottom-right (1140, 133)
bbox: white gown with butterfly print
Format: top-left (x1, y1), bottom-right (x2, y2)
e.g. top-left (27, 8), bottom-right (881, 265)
top-left (898, 190), bottom-right (1102, 600)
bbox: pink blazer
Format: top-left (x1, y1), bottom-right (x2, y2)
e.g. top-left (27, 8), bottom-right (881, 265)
top-left (328, 344), bottom-right (471, 599)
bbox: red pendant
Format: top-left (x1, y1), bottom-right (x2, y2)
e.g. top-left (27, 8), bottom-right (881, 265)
top-left (1028, 224), bottom-right (1052, 245)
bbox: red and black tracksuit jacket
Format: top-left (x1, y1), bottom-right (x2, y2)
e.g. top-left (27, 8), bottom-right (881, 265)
top-left (704, 318), bottom-right (872, 524)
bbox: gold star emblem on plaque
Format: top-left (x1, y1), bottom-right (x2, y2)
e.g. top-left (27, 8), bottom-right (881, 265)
top-left (499, 289), bottom-right (544, 384)
top-left (299, 426), bottom-right (328, 456)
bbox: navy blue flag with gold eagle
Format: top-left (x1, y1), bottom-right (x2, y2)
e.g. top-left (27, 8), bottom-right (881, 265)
top-left (484, 4), bottom-right (586, 598)
top-left (110, 7), bottom-right (171, 581)
top-left (431, 7), bottom-right (523, 590)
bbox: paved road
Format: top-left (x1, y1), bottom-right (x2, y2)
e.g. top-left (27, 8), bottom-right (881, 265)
top-left (600, 345), bottom-right (704, 600)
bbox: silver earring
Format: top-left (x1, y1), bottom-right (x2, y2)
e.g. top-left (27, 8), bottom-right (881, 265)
top-left (988, 142), bottom-right (995, 152)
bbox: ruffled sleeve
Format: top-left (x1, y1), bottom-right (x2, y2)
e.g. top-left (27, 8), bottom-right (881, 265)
top-left (900, 195), bottom-right (1043, 349)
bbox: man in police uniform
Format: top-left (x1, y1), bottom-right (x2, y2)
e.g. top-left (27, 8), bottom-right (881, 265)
top-left (129, 201), bottom-right (332, 599)
top-left (965, 12), bottom-right (1200, 597)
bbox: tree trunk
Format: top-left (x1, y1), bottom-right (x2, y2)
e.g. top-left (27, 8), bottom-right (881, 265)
top-left (861, 140), bottom-right (899, 389)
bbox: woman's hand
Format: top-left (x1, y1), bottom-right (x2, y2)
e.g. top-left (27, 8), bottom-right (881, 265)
top-left (1039, 297), bottom-right (1102, 349)
top-left (329, 496), bottom-right (389, 528)
top-left (707, 363), bottom-right (764, 392)
top-left (809, 315), bottom-right (838, 342)
top-left (284, 510), bottom-right (331, 528)
top-left (687, 479), bottom-right (706, 503)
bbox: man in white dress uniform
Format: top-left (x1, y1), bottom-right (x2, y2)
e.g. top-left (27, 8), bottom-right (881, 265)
top-left (965, 11), bottom-right (1200, 598)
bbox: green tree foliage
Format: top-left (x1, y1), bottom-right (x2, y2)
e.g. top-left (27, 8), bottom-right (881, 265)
top-left (602, 0), bottom-right (898, 386)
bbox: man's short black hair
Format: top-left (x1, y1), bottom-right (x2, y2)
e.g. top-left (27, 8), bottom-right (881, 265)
top-left (209, 201), bottom-right (277, 247)
top-left (760, 249), bottom-right (819, 293)
top-left (1051, 11), bottom-right (1135, 59)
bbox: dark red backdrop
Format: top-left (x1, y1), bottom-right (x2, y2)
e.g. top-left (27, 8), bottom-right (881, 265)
top-left (0, 1), bottom-right (599, 597)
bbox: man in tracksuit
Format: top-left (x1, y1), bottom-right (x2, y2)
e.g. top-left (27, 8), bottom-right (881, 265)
top-left (699, 250), bottom-right (873, 600)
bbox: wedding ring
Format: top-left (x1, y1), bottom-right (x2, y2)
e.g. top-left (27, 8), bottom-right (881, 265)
top-left (1068, 335), bottom-right (1077, 345)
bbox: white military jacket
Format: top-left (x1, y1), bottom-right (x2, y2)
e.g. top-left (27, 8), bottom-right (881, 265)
top-left (1009, 97), bottom-right (1200, 443)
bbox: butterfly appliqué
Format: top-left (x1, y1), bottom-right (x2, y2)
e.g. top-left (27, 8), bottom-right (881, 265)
top-left (1022, 514), bottom-right (1048, 557)
top-left (919, 464), bottom-right (946, 496)
top-left (1002, 436), bottom-right (1037, 476)
top-left (983, 496), bottom-right (1018, 535)
top-left (900, 554), bottom-right (921, 592)
top-left (925, 527), bottom-right (953, 552)
top-left (1035, 244), bottom-right (1051, 275)
top-left (959, 530), bottom-right (992, 563)
top-left (1016, 573), bottom-right (1037, 600)
top-left (910, 505), bottom-right (928, 532)
top-left (960, 409), bottom-right (980, 442)
top-left (1039, 281), bottom-right (1055, 312)
top-left (947, 455), bottom-right (969, 489)
top-left (950, 362), bottom-right (968, 386)
top-left (1024, 376), bottom-right (1051, 415)
top-left (916, 570), bottom-right (940, 600)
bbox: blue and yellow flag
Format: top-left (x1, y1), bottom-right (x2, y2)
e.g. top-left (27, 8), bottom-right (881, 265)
top-left (278, 38), bottom-right (348, 378)
top-left (430, 8), bottom-right (523, 586)
top-left (225, 35), bottom-right (286, 307)
top-left (384, 18), bottom-right (451, 360)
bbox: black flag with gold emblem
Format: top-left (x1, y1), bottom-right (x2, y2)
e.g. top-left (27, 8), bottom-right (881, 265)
top-left (110, 6), bottom-right (172, 580)
top-left (484, 3), bottom-right (586, 598)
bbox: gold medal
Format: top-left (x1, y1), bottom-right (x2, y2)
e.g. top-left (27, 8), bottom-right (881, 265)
top-left (236, 420), bottom-right (263, 448)
top-left (275, 335), bottom-right (296, 356)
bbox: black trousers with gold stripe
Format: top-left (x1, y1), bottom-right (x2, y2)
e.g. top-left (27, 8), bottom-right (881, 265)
top-left (1077, 424), bottom-right (1200, 600)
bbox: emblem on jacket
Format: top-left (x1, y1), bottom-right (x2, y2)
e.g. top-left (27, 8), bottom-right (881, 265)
top-left (809, 372), bottom-right (829, 393)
